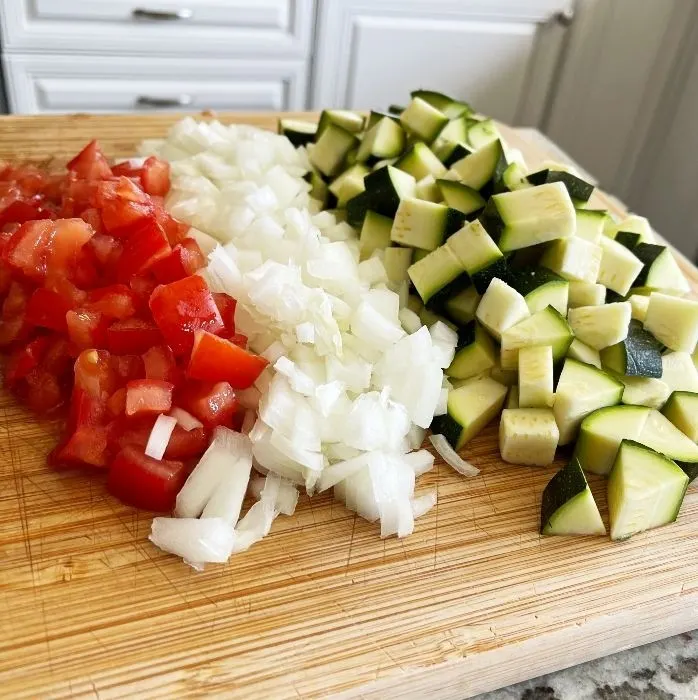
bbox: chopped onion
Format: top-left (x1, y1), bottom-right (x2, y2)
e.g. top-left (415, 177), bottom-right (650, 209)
top-left (149, 517), bottom-right (235, 566)
top-left (169, 407), bottom-right (203, 432)
top-left (232, 473), bottom-right (281, 553)
top-left (434, 387), bottom-right (449, 416)
top-left (403, 449), bottom-right (435, 476)
top-left (145, 414), bottom-right (177, 460)
top-left (429, 434), bottom-right (480, 477)
top-left (412, 491), bottom-right (437, 518)
top-left (316, 453), bottom-right (368, 492)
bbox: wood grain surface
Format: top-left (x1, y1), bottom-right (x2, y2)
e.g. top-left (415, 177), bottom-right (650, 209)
top-left (1, 113), bottom-right (697, 700)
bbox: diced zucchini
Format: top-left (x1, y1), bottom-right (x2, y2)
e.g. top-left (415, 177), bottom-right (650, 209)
top-left (308, 169), bottom-right (330, 207)
top-left (575, 405), bottom-right (651, 475)
top-left (438, 142), bottom-right (473, 168)
top-left (518, 345), bottom-right (554, 408)
top-left (540, 458), bottom-right (606, 536)
top-left (431, 375), bottom-right (507, 450)
top-left (499, 408), bottom-right (559, 466)
top-left (444, 286), bottom-right (480, 325)
top-left (330, 163), bottom-right (369, 203)
top-left (415, 175), bottom-right (442, 202)
top-left (608, 440), bottom-right (688, 541)
top-left (611, 214), bottom-right (655, 243)
top-left (475, 277), bottom-right (530, 341)
top-left (447, 322), bottom-right (497, 380)
top-left (599, 320), bottom-right (663, 378)
top-left (643, 410), bottom-right (698, 480)
top-left (526, 168), bottom-right (594, 203)
top-left (395, 142), bottom-right (446, 180)
top-left (617, 374), bottom-right (671, 410)
top-left (467, 118), bottom-right (501, 149)
top-left (366, 110), bottom-right (400, 130)
top-left (628, 294), bottom-right (650, 322)
top-left (310, 124), bottom-right (358, 177)
top-left (553, 358), bottom-right (623, 445)
top-left (400, 97), bottom-right (448, 142)
top-left (278, 118), bottom-right (317, 146)
top-left (317, 109), bottom-right (364, 137)
top-left (411, 89), bottom-right (471, 119)
top-left (597, 237), bottom-right (644, 296)
top-left (449, 139), bottom-right (507, 191)
top-left (567, 302), bottom-right (632, 350)
top-left (500, 305), bottom-right (573, 370)
top-left (490, 360), bottom-right (518, 387)
top-left (483, 182), bottom-right (575, 253)
top-left (501, 162), bottom-right (531, 192)
top-left (508, 266), bottom-right (568, 315)
top-left (568, 281), bottom-right (606, 308)
top-left (391, 198), bottom-right (449, 251)
top-left (663, 391), bottom-right (698, 442)
top-left (445, 219), bottom-right (506, 294)
top-left (574, 209), bottom-right (606, 244)
top-left (346, 191), bottom-right (372, 229)
top-left (540, 237), bottom-right (602, 283)
top-left (632, 243), bottom-right (691, 295)
top-left (408, 245), bottom-right (464, 304)
top-left (506, 386), bottom-right (519, 409)
top-left (661, 351), bottom-right (698, 393)
top-left (412, 248), bottom-right (429, 263)
top-left (615, 231), bottom-right (641, 249)
top-left (356, 116), bottom-right (406, 163)
top-left (644, 292), bottom-right (698, 353)
top-left (383, 247), bottom-right (413, 286)
top-left (567, 338), bottom-right (602, 368)
top-left (436, 179), bottom-right (485, 216)
top-left (348, 165), bottom-right (417, 227)
top-left (359, 210), bottom-right (393, 261)
top-left (434, 116), bottom-right (469, 150)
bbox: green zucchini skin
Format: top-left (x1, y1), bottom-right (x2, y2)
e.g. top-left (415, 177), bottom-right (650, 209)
top-left (600, 320), bottom-right (663, 378)
top-left (430, 412), bottom-right (464, 449)
top-left (632, 243), bottom-right (668, 287)
top-left (540, 458), bottom-right (589, 533)
top-left (526, 169), bottom-right (594, 202)
top-left (470, 257), bottom-right (510, 295)
top-left (508, 266), bottom-right (565, 297)
top-left (424, 273), bottom-right (471, 312)
top-left (615, 231), bottom-right (641, 249)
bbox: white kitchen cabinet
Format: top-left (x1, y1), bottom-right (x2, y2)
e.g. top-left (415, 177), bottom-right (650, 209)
top-left (312, 0), bottom-right (573, 124)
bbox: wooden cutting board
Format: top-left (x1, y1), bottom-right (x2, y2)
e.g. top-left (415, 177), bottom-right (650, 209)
top-left (1, 113), bottom-right (698, 700)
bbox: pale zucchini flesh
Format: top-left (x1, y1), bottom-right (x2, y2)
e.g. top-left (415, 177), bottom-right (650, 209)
top-left (568, 281), bottom-right (606, 308)
top-left (499, 408), bottom-right (559, 466)
top-left (597, 236), bottom-right (644, 296)
top-left (540, 237), bottom-right (602, 283)
top-left (662, 391), bottom-right (698, 442)
top-left (644, 292), bottom-right (698, 353)
top-left (475, 278), bottom-right (530, 341)
top-left (518, 345), bottom-right (554, 408)
top-left (661, 352), bottom-right (698, 393)
top-left (567, 302), bottom-right (632, 350)
top-left (567, 338), bottom-right (601, 368)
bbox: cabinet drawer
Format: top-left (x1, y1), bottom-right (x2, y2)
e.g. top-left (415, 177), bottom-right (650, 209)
top-left (3, 54), bottom-right (308, 114)
top-left (0, 0), bottom-right (314, 58)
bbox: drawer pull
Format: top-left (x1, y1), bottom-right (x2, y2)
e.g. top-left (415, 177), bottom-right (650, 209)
top-left (136, 95), bottom-right (193, 108)
top-left (132, 8), bottom-right (193, 21)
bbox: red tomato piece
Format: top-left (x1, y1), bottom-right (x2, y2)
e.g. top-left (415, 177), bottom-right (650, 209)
top-left (52, 425), bottom-right (111, 469)
top-left (5, 335), bottom-right (51, 385)
top-left (24, 367), bottom-right (65, 413)
top-left (110, 354), bottom-right (145, 385)
top-left (66, 309), bottom-right (109, 349)
top-left (177, 380), bottom-right (239, 428)
top-left (106, 317), bottom-right (163, 355)
top-left (25, 288), bottom-right (71, 332)
top-left (106, 387), bottom-right (127, 416)
top-left (98, 177), bottom-right (153, 237)
top-left (153, 204), bottom-right (189, 246)
top-left (0, 281), bottom-right (30, 347)
top-left (79, 207), bottom-right (104, 235)
top-left (212, 292), bottom-right (237, 336)
top-left (66, 140), bottom-right (113, 180)
top-left (107, 446), bottom-right (187, 512)
top-left (151, 238), bottom-right (206, 284)
top-left (125, 379), bottom-right (173, 416)
top-left (88, 233), bottom-right (122, 269)
top-left (162, 425), bottom-right (209, 460)
top-left (74, 349), bottom-right (117, 399)
top-left (87, 284), bottom-right (138, 319)
top-left (149, 275), bottom-right (224, 355)
top-left (50, 218), bottom-right (95, 276)
top-left (111, 160), bottom-right (143, 179)
top-left (142, 344), bottom-right (179, 384)
top-left (187, 330), bottom-right (267, 390)
top-left (0, 197), bottom-right (54, 227)
top-left (141, 156), bottom-right (170, 197)
top-left (45, 275), bottom-right (88, 309)
top-left (42, 335), bottom-right (74, 376)
top-left (116, 217), bottom-right (171, 283)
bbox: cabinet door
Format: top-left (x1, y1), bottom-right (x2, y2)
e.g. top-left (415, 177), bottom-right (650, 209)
top-left (312, 0), bottom-right (572, 124)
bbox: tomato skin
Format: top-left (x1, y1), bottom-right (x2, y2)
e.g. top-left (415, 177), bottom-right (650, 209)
top-left (125, 379), bottom-right (173, 416)
top-left (116, 217), bottom-right (171, 283)
top-left (114, 418), bottom-right (208, 460)
top-left (142, 344), bottom-right (180, 384)
top-left (106, 317), bottom-right (163, 355)
top-left (151, 239), bottom-right (206, 284)
top-left (66, 309), bottom-right (109, 349)
top-left (212, 292), bottom-right (237, 336)
top-left (153, 204), bottom-right (189, 246)
top-left (149, 275), bottom-right (224, 355)
top-left (177, 380), bottom-right (239, 428)
top-left (141, 157), bottom-right (170, 197)
top-left (25, 288), bottom-right (71, 332)
top-left (66, 140), bottom-right (113, 180)
top-left (5, 335), bottom-right (51, 385)
top-left (0, 198), bottom-right (54, 227)
top-left (87, 284), bottom-right (137, 319)
top-left (0, 281), bottom-right (30, 348)
top-left (97, 177), bottom-right (153, 237)
top-left (188, 330), bottom-right (267, 390)
top-left (107, 446), bottom-right (187, 512)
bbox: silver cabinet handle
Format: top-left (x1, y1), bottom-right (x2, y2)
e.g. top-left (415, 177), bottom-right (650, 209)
top-left (132, 8), bottom-right (193, 21)
top-left (136, 95), bottom-right (193, 108)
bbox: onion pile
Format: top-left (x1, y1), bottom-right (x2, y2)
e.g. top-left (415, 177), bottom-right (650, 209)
top-left (142, 118), bottom-right (467, 565)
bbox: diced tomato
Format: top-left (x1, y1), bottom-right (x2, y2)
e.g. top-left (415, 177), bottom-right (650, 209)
top-left (177, 380), bottom-right (239, 428)
top-left (188, 330), bottom-right (267, 390)
top-left (24, 367), bottom-right (64, 413)
top-left (66, 309), bottom-right (109, 349)
top-left (153, 204), bottom-right (189, 246)
top-left (149, 275), bottom-right (224, 355)
top-left (111, 160), bottom-right (143, 179)
top-left (79, 207), bottom-right (104, 235)
top-left (151, 238), bottom-right (205, 284)
top-left (5, 335), bottom-right (51, 385)
top-left (42, 335), bottom-right (74, 376)
top-left (107, 446), bottom-right (187, 512)
top-left (45, 275), bottom-right (88, 308)
top-left (141, 156), bottom-right (170, 197)
top-left (229, 332), bottom-right (248, 348)
top-left (125, 379), bottom-right (173, 416)
top-left (25, 288), bottom-right (71, 332)
top-left (129, 274), bottom-right (157, 305)
top-left (142, 344), bottom-right (179, 383)
top-left (0, 197), bottom-right (54, 227)
top-left (88, 233), bottom-right (122, 268)
top-left (87, 284), bottom-right (137, 319)
top-left (52, 424), bottom-right (110, 469)
top-left (50, 218), bottom-right (95, 276)
top-left (106, 387), bottom-right (127, 416)
top-left (66, 140), bottom-right (113, 180)
top-left (74, 349), bottom-right (117, 399)
top-left (110, 354), bottom-right (144, 385)
top-left (106, 317), bottom-right (163, 355)
top-left (0, 281), bottom-right (30, 347)
top-left (97, 177), bottom-right (153, 237)
top-left (116, 217), bottom-right (171, 283)
top-left (114, 417), bottom-right (208, 461)
top-left (212, 292), bottom-right (237, 336)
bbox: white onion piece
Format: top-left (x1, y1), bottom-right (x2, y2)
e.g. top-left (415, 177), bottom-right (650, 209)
top-left (434, 387), bottom-right (449, 416)
top-left (276, 478), bottom-right (299, 515)
top-left (232, 474), bottom-right (281, 553)
top-left (247, 475), bottom-right (266, 499)
top-left (296, 322), bottom-right (315, 344)
top-left (406, 425), bottom-right (426, 450)
top-left (412, 491), bottom-right (437, 519)
top-left (149, 517), bottom-right (234, 566)
top-left (145, 414), bottom-right (177, 460)
top-left (316, 453), bottom-right (368, 492)
top-left (169, 407), bottom-right (203, 432)
top-left (274, 356), bottom-right (316, 396)
top-left (403, 449), bottom-right (435, 476)
top-left (176, 427), bottom-right (249, 518)
top-left (200, 435), bottom-right (253, 525)
top-left (429, 434), bottom-right (480, 477)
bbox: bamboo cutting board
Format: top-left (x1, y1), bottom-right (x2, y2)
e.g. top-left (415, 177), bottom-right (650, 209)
top-left (1, 113), bottom-right (698, 700)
